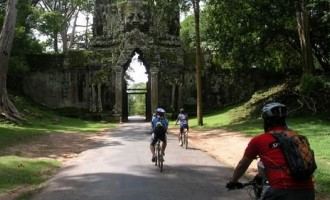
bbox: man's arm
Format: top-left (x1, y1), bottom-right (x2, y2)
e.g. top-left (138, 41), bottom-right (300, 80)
top-left (230, 156), bottom-right (254, 182)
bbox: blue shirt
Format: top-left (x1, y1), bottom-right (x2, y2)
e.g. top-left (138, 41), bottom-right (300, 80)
top-left (151, 116), bottom-right (168, 131)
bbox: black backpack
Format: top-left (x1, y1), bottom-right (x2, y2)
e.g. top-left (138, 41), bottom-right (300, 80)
top-left (154, 121), bottom-right (166, 135)
top-left (271, 130), bottom-right (317, 180)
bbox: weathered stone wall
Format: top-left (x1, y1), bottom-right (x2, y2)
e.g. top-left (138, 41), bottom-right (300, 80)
top-left (22, 60), bottom-right (113, 112)
top-left (180, 64), bottom-right (287, 112)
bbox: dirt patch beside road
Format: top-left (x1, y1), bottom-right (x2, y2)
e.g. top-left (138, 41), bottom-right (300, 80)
top-left (1, 131), bottom-right (110, 162)
top-left (168, 128), bottom-right (258, 176)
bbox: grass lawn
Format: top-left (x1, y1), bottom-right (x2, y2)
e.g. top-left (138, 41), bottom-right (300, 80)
top-left (0, 156), bottom-right (60, 193)
top-left (0, 96), bottom-right (116, 196)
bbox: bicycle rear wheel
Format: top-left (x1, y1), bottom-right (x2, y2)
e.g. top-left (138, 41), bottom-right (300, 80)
top-left (154, 143), bottom-right (158, 166)
top-left (157, 144), bottom-right (163, 172)
top-left (184, 131), bottom-right (188, 149)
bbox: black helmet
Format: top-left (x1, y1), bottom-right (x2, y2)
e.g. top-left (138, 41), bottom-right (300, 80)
top-left (261, 102), bottom-right (287, 119)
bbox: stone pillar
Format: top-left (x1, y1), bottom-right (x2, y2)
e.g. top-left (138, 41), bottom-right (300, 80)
top-left (150, 67), bottom-right (159, 112)
top-left (113, 66), bottom-right (123, 118)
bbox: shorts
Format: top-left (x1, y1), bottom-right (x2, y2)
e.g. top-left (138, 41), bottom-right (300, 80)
top-left (180, 124), bottom-right (189, 133)
top-left (150, 132), bottom-right (167, 146)
top-left (262, 188), bottom-right (315, 200)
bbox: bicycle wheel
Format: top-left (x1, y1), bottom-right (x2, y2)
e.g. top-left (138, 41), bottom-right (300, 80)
top-left (184, 131), bottom-right (188, 149)
top-left (154, 143), bottom-right (158, 166)
top-left (159, 155), bottom-right (163, 172)
top-left (157, 145), bottom-right (163, 171)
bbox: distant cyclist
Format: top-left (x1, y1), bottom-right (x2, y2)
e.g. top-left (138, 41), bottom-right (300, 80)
top-left (150, 108), bottom-right (168, 162)
top-left (175, 108), bottom-right (189, 146)
top-left (226, 102), bottom-right (315, 200)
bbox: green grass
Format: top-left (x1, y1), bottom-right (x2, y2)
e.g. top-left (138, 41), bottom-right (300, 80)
top-left (0, 96), bottom-right (116, 195)
top-left (0, 156), bottom-right (60, 193)
top-left (0, 96), bottom-right (115, 150)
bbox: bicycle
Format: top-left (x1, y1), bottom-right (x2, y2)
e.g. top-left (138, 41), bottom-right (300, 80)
top-left (180, 127), bottom-right (189, 149)
top-left (154, 139), bottom-right (164, 172)
top-left (227, 160), bottom-right (270, 200)
top-left (227, 174), bottom-right (270, 200)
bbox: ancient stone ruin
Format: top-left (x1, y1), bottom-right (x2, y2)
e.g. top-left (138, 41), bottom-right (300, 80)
top-left (24, 0), bottom-right (186, 121)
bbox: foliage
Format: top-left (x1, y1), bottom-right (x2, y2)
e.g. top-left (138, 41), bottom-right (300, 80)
top-left (307, 0), bottom-right (330, 70)
top-left (299, 74), bottom-right (325, 95)
top-left (180, 11), bottom-right (207, 49)
top-left (127, 83), bottom-right (147, 116)
top-left (35, 0), bottom-right (92, 52)
top-left (203, 0), bottom-right (329, 71)
top-left (204, 0), bottom-right (298, 70)
top-left (65, 50), bottom-right (95, 68)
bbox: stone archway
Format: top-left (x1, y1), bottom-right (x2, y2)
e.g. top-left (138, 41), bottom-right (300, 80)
top-left (120, 49), bottom-right (152, 122)
top-left (91, 0), bottom-right (184, 121)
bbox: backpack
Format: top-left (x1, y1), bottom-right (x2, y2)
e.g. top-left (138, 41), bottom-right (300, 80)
top-left (154, 121), bottom-right (166, 135)
top-left (271, 130), bottom-right (317, 180)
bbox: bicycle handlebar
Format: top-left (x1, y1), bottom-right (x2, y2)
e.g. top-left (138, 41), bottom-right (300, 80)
top-left (226, 181), bottom-right (257, 190)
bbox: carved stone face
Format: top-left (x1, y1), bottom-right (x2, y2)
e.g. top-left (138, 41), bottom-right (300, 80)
top-left (124, 2), bottom-right (149, 32)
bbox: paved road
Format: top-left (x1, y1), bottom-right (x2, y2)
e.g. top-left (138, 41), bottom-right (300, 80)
top-left (32, 120), bottom-right (250, 200)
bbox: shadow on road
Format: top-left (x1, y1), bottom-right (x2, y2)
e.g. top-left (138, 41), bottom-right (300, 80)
top-left (33, 165), bottom-right (249, 200)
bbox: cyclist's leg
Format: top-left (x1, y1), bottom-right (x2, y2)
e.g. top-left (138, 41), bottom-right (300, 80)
top-left (160, 134), bottom-right (167, 156)
top-left (150, 133), bottom-right (157, 161)
top-left (178, 126), bottom-right (183, 139)
top-left (179, 125), bottom-right (184, 145)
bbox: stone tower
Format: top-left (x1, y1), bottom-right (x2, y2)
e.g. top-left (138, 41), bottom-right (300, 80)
top-left (91, 0), bottom-right (184, 121)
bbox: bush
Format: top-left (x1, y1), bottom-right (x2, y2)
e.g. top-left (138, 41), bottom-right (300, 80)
top-left (299, 74), bottom-right (325, 95)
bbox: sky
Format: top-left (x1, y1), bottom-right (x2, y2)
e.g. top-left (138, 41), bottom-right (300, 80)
top-left (126, 53), bottom-right (148, 85)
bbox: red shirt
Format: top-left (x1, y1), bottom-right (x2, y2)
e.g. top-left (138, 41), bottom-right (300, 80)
top-left (244, 126), bottom-right (314, 189)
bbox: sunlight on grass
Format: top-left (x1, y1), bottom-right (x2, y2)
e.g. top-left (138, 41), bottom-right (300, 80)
top-left (0, 156), bottom-right (60, 193)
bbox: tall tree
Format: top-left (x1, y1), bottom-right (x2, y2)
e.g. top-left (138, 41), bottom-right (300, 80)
top-left (296, 0), bottom-right (314, 75)
top-left (0, 0), bottom-right (21, 121)
top-left (181, 0), bottom-right (204, 126)
top-left (192, 0), bottom-right (203, 126)
top-left (36, 0), bottom-right (85, 52)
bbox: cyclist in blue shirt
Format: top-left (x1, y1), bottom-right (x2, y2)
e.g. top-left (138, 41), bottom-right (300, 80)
top-left (150, 108), bottom-right (168, 162)
top-left (175, 108), bottom-right (189, 146)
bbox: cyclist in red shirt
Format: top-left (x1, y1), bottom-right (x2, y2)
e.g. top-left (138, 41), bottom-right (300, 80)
top-left (226, 102), bottom-right (315, 200)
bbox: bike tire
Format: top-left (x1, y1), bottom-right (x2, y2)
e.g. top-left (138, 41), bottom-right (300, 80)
top-left (157, 145), bottom-right (161, 168)
top-left (185, 132), bottom-right (188, 149)
top-left (154, 143), bottom-right (158, 166)
top-left (160, 157), bottom-right (163, 172)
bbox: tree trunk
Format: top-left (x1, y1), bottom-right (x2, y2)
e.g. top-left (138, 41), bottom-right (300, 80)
top-left (0, 0), bottom-right (21, 122)
top-left (193, 0), bottom-right (203, 126)
top-left (61, 29), bottom-right (68, 53)
top-left (296, 0), bottom-right (314, 75)
top-left (85, 15), bottom-right (90, 48)
top-left (54, 31), bottom-right (59, 53)
top-left (69, 9), bottom-right (80, 49)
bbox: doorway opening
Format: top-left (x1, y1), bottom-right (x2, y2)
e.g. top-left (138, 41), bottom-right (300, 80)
top-left (123, 52), bottom-right (150, 121)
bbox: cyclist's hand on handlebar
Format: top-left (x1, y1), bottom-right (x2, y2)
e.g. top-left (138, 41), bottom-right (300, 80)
top-left (226, 181), bottom-right (243, 190)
